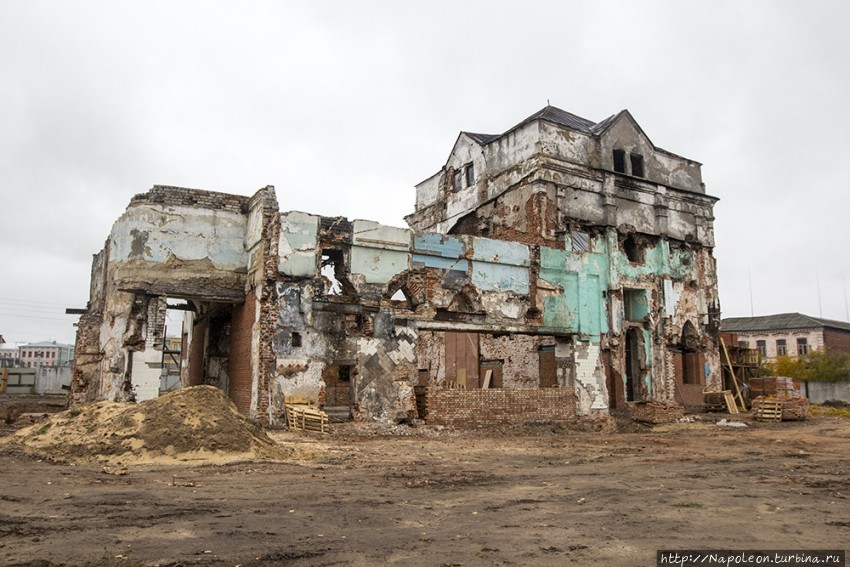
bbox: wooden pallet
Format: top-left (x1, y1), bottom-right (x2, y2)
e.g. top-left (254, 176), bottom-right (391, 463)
top-left (703, 389), bottom-right (739, 414)
top-left (284, 396), bottom-right (328, 434)
top-left (755, 399), bottom-right (784, 422)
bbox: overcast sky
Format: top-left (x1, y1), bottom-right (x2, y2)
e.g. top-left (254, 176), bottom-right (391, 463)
top-left (1, 0), bottom-right (849, 345)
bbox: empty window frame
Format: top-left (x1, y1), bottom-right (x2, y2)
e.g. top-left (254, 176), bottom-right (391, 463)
top-left (571, 229), bottom-right (590, 253)
top-left (452, 170), bottom-right (463, 192)
top-left (776, 339), bottom-right (787, 356)
top-left (738, 340), bottom-right (750, 349)
top-left (291, 332), bottom-right (302, 348)
top-left (796, 337), bottom-right (808, 356)
top-left (612, 149), bottom-right (626, 173)
top-left (630, 154), bottom-right (645, 178)
top-left (465, 163), bottom-right (475, 187)
top-left (756, 340), bottom-right (766, 357)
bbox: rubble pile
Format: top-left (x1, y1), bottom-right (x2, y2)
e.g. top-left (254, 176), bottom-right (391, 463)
top-left (1, 386), bottom-right (291, 464)
top-left (632, 401), bottom-right (685, 424)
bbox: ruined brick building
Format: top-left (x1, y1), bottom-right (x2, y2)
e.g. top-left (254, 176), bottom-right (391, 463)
top-left (70, 106), bottom-right (721, 424)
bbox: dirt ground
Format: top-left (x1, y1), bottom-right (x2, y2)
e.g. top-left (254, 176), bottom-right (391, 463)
top-left (2, 413), bottom-right (849, 566)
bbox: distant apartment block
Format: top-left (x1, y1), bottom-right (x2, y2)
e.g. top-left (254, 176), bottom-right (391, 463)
top-left (17, 341), bottom-right (74, 369)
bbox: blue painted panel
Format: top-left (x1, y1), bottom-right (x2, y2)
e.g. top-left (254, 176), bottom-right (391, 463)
top-left (413, 234), bottom-right (466, 258)
top-left (412, 254), bottom-right (469, 271)
top-left (471, 261), bottom-right (529, 294)
top-left (471, 237), bottom-right (530, 267)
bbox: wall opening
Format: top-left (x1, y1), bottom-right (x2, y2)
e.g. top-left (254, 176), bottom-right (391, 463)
top-left (625, 327), bottom-right (642, 402)
top-left (613, 149), bottom-right (626, 173)
top-left (444, 331), bottom-right (479, 389)
top-left (538, 345), bottom-right (557, 388)
top-left (680, 321), bottom-right (702, 386)
top-left (322, 362), bottom-right (353, 409)
top-left (320, 249), bottom-right (356, 298)
top-left (623, 235), bottom-right (643, 263)
top-left (630, 153), bottom-right (644, 178)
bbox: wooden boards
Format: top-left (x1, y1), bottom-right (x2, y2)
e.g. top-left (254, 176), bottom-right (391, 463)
top-left (284, 396), bottom-right (328, 434)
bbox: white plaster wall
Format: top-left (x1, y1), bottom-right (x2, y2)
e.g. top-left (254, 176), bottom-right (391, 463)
top-left (573, 342), bottom-right (608, 414)
top-left (132, 348), bottom-right (163, 402)
top-left (415, 173), bottom-right (441, 209)
top-left (108, 204), bottom-right (248, 272)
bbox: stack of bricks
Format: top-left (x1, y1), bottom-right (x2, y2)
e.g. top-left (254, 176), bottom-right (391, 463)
top-left (131, 186), bottom-right (250, 213)
top-left (631, 401), bottom-right (685, 424)
top-left (425, 387), bottom-right (574, 427)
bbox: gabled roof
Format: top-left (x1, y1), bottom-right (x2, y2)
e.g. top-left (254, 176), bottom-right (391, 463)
top-left (722, 313), bottom-right (850, 333)
top-left (459, 105), bottom-right (636, 147)
top-left (464, 132), bottom-right (501, 145)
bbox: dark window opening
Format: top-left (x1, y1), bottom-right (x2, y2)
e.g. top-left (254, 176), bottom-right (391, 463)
top-left (797, 337), bottom-right (808, 356)
top-left (776, 339), bottom-right (787, 356)
top-left (623, 234), bottom-right (643, 263)
top-left (465, 163), bottom-right (475, 186)
top-left (630, 154), bottom-right (644, 178)
top-left (338, 364), bottom-right (351, 382)
top-left (452, 170), bottom-right (462, 192)
top-left (756, 340), bottom-right (766, 357)
top-left (625, 328), bottom-right (642, 402)
top-left (291, 332), bottom-right (302, 348)
top-left (613, 149), bottom-right (626, 173)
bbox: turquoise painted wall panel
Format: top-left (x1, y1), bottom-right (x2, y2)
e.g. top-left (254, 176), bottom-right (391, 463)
top-left (351, 220), bottom-right (411, 284)
top-left (540, 246), bottom-right (609, 338)
top-left (351, 247), bottom-right (410, 284)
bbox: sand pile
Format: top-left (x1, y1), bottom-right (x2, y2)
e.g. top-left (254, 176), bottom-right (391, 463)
top-left (1, 386), bottom-right (291, 464)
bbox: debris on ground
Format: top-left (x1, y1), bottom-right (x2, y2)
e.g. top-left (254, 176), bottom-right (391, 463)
top-left (715, 418), bottom-right (748, 428)
top-left (0, 385), bottom-right (292, 464)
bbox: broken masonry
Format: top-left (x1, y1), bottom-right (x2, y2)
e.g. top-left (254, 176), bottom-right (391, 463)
top-left (69, 105), bottom-right (721, 425)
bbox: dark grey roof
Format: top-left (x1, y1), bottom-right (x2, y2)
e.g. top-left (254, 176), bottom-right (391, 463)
top-left (517, 106), bottom-right (597, 133)
top-left (460, 105), bottom-right (609, 147)
top-left (463, 132), bottom-right (501, 145)
top-left (722, 313), bottom-right (850, 333)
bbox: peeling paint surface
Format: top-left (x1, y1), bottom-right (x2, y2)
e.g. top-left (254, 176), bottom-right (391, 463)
top-left (278, 211), bottom-right (319, 277)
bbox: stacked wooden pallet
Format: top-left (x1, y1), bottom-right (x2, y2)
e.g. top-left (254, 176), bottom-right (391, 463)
top-left (751, 396), bottom-right (809, 422)
top-left (284, 396), bottom-right (329, 434)
top-left (753, 397), bottom-right (784, 422)
top-left (753, 396), bottom-right (809, 421)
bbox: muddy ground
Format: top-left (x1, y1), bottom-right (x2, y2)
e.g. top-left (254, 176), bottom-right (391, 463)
top-left (2, 415), bottom-right (849, 566)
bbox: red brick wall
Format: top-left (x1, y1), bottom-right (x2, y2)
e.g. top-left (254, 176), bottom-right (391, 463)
top-left (824, 328), bottom-right (850, 355)
top-left (187, 320), bottom-right (207, 387)
top-left (425, 387), bottom-right (574, 427)
top-left (228, 294), bottom-right (256, 415)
